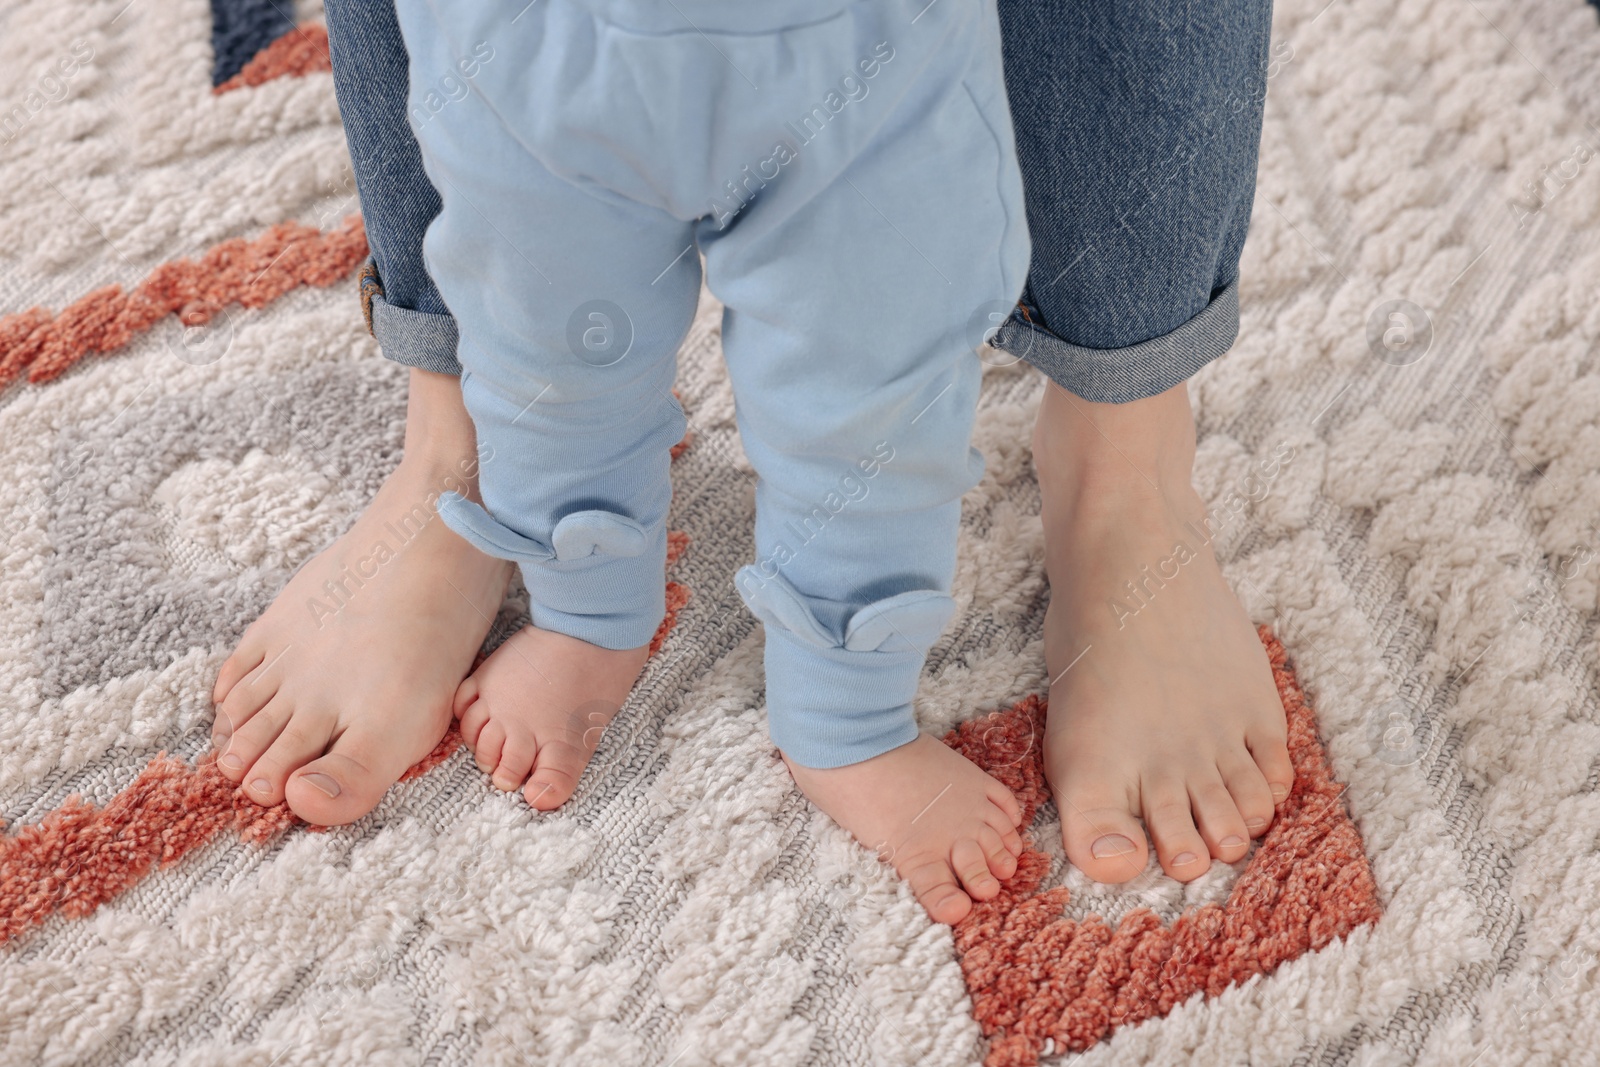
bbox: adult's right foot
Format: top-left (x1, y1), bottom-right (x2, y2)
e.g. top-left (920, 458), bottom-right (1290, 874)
top-left (211, 369), bottom-right (512, 825)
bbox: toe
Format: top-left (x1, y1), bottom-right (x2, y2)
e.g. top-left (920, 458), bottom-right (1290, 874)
top-left (492, 732), bottom-right (537, 793)
top-left (217, 696), bottom-right (291, 782)
top-left (210, 707), bottom-right (234, 754)
top-left (523, 738), bottom-right (588, 811)
top-left (242, 713), bottom-right (336, 807)
top-left (1059, 792), bottom-right (1150, 884)
top-left (474, 720), bottom-right (506, 776)
top-left (985, 811), bottom-right (1025, 857)
top-left (1247, 727), bottom-right (1295, 807)
top-left (951, 838), bottom-right (1001, 901)
top-left (986, 781), bottom-right (1025, 828)
top-left (904, 857), bottom-right (972, 925)
top-left (212, 639), bottom-right (264, 704)
top-left (1220, 754), bottom-right (1278, 837)
top-left (453, 675), bottom-right (480, 722)
top-left (976, 825), bottom-right (1017, 882)
top-left (216, 658), bottom-right (281, 740)
top-left (284, 718), bottom-right (424, 825)
top-left (1188, 772), bottom-right (1251, 863)
top-left (1143, 782), bottom-right (1211, 881)
top-left (457, 683), bottom-right (489, 751)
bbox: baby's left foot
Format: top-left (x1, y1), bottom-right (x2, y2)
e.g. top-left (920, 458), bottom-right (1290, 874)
top-left (785, 735), bottom-right (1025, 925)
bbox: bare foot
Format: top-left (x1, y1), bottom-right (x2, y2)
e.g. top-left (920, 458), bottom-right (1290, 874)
top-left (211, 369), bottom-right (512, 825)
top-left (1033, 380), bottom-right (1295, 884)
top-left (452, 626), bottom-right (649, 810)
top-left (785, 735), bottom-right (1025, 924)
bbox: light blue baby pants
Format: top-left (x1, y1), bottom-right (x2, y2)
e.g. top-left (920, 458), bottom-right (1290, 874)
top-left (393, 0), bottom-right (1030, 768)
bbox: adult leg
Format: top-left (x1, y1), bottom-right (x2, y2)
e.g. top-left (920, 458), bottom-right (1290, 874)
top-left (211, 0), bottom-right (510, 826)
top-left (989, 0), bottom-right (1295, 883)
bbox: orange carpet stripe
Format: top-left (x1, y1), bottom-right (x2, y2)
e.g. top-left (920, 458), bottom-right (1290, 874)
top-left (666, 528), bottom-right (690, 566)
top-left (0, 757), bottom-right (297, 944)
top-left (0, 527), bottom-right (691, 946)
top-left (651, 581), bottom-right (692, 657)
top-left (214, 24), bottom-right (332, 94)
top-left (946, 627), bottom-right (1382, 1065)
top-left (0, 215), bottom-right (369, 391)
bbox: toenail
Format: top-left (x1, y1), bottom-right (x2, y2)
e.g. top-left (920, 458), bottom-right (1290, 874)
top-left (220, 754), bottom-right (243, 771)
top-left (1091, 834), bottom-right (1137, 858)
top-left (211, 722), bottom-right (231, 745)
top-left (250, 778), bottom-right (270, 794)
top-left (1173, 851), bottom-right (1199, 866)
top-left (1220, 835), bottom-right (1245, 849)
top-left (299, 772), bottom-right (341, 798)
top-left (1246, 817), bottom-right (1266, 831)
top-left (1271, 783), bottom-right (1289, 801)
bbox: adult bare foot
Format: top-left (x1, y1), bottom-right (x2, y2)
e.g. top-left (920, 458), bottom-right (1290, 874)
top-left (211, 369), bottom-right (513, 825)
top-left (1033, 380), bottom-right (1294, 884)
top-left (452, 626), bottom-right (649, 810)
top-left (785, 735), bottom-right (1025, 924)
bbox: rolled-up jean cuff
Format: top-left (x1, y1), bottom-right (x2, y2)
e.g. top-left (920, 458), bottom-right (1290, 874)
top-left (363, 279), bottom-right (462, 378)
top-left (992, 279), bottom-right (1240, 404)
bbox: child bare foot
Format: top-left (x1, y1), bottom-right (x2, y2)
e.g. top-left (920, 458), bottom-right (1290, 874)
top-left (1033, 380), bottom-right (1294, 884)
top-left (453, 625), bottom-right (649, 810)
top-left (785, 735), bottom-right (1025, 925)
top-left (211, 370), bottom-right (512, 825)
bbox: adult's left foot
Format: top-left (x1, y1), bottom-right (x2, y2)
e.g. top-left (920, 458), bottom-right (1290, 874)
top-left (1032, 380), bottom-right (1294, 884)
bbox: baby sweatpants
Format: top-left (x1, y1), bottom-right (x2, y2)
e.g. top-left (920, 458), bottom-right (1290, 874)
top-left (393, 0), bottom-right (1030, 768)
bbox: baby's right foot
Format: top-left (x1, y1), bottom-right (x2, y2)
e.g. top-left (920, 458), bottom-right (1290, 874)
top-left (785, 735), bottom-right (1025, 925)
top-left (453, 625), bottom-right (650, 810)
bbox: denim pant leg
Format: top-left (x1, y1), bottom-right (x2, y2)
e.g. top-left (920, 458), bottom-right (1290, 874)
top-left (988, 0), bottom-right (1274, 404)
top-left (324, 0), bottom-right (461, 376)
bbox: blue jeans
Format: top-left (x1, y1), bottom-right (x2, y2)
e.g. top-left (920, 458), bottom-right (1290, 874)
top-left (326, 0), bottom-right (458, 377)
top-left (324, 0), bottom-right (1271, 404)
top-left (989, 0), bottom-right (1272, 402)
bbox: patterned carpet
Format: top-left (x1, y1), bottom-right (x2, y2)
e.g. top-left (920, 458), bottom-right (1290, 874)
top-left (3, 0), bottom-right (1599, 1063)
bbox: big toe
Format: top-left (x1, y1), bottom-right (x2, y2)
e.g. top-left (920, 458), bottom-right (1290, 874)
top-left (1060, 800), bottom-right (1151, 884)
top-left (284, 721), bottom-right (421, 825)
top-left (284, 754), bottom-right (386, 825)
top-left (522, 739), bottom-right (589, 812)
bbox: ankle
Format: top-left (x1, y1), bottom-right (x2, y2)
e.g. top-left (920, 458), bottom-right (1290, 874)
top-left (1032, 381), bottom-right (1200, 520)
top-left (400, 369), bottom-right (484, 500)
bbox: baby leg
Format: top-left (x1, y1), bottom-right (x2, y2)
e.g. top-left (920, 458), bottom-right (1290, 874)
top-left (396, 5), bottom-right (701, 808)
top-left (705, 6), bottom-right (1032, 923)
